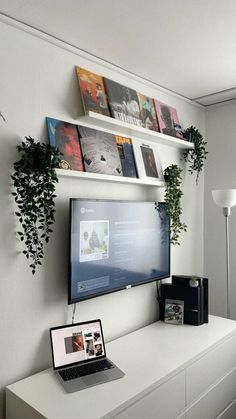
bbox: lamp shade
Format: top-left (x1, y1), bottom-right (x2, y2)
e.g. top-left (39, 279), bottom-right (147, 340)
top-left (212, 189), bottom-right (236, 208)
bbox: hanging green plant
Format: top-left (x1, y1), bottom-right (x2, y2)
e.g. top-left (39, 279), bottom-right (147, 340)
top-left (183, 126), bottom-right (208, 183)
top-left (164, 164), bottom-right (187, 245)
top-left (11, 136), bottom-right (61, 274)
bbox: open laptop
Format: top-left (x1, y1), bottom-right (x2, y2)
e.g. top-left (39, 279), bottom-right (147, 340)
top-left (50, 319), bottom-right (125, 393)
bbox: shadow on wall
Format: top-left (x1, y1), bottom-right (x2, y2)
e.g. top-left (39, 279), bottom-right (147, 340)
top-left (43, 196), bottom-right (70, 305)
top-left (30, 329), bottom-right (53, 374)
top-left (1, 389), bottom-right (5, 419)
top-left (65, 69), bottom-right (84, 119)
top-left (2, 131), bottom-right (27, 277)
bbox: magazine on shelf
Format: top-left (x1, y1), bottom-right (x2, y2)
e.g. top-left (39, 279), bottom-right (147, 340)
top-left (78, 125), bottom-right (123, 176)
top-left (137, 93), bottom-right (159, 132)
top-left (154, 100), bottom-right (184, 139)
top-left (115, 136), bottom-right (137, 178)
top-left (46, 117), bottom-right (84, 171)
top-left (75, 66), bottom-right (110, 116)
top-left (104, 78), bottom-right (142, 127)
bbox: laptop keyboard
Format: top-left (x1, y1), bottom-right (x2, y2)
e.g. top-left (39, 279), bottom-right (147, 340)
top-left (59, 359), bottom-right (114, 381)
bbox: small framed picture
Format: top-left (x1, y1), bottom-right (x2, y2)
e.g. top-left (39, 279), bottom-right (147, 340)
top-left (132, 139), bottom-right (164, 181)
top-left (164, 299), bottom-right (184, 325)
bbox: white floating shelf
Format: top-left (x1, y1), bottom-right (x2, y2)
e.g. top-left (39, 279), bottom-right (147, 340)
top-left (78, 111), bottom-right (194, 150)
top-left (56, 169), bottom-right (165, 187)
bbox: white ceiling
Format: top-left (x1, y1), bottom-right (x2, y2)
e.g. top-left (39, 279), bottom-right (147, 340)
top-left (1, 0), bottom-right (236, 106)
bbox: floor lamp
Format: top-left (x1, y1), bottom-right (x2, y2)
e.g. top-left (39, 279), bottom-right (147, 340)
top-left (212, 189), bottom-right (236, 319)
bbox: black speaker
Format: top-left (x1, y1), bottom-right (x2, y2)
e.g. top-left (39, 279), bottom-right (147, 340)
top-left (160, 282), bottom-right (202, 325)
top-left (172, 275), bottom-right (208, 323)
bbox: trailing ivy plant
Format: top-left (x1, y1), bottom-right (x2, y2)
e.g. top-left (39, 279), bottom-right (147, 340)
top-left (164, 164), bottom-right (187, 245)
top-left (183, 126), bottom-right (208, 183)
top-left (11, 136), bottom-right (61, 274)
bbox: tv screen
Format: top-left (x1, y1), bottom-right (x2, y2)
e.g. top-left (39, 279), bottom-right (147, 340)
top-left (69, 199), bottom-right (170, 304)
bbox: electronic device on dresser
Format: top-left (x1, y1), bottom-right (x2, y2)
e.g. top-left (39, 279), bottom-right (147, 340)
top-left (50, 319), bottom-right (125, 393)
top-left (160, 275), bottom-right (208, 326)
top-left (69, 199), bottom-right (170, 304)
top-left (172, 275), bottom-right (208, 324)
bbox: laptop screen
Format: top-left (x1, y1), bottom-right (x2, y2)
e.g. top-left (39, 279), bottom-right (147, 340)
top-left (50, 319), bottom-right (106, 369)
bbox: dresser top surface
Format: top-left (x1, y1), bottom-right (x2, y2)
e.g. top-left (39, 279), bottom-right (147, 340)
top-left (7, 315), bottom-right (236, 419)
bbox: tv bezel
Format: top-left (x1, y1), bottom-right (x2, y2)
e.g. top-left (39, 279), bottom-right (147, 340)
top-left (68, 198), bottom-right (170, 305)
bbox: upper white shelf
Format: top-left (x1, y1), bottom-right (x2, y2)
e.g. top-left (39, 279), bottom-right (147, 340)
top-left (56, 168), bottom-right (166, 187)
top-left (78, 111), bottom-right (194, 150)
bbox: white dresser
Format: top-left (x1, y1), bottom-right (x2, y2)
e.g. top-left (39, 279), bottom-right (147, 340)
top-left (6, 316), bottom-right (236, 419)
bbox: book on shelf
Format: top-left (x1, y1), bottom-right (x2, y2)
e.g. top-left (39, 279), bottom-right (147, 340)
top-left (75, 66), bottom-right (110, 117)
top-left (46, 117), bottom-right (84, 171)
top-left (77, 125), bottom-right (123, 176)
top-left (104, 78), bottom-right (143, 127)
top-left (115, 136), bottom-right (137, 178)
top-left (137, 93), bottom-right (159, 132)
top-left (154, 100), bottom-right (184, 139)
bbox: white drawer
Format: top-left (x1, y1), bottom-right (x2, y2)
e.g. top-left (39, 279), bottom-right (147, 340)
top-left (6, 388), bottom-right (44, 419)
top-left (186, 366), bottom-right (236, 419)
top-left (186, 334), bottom-right (236, 404)
top-left (112, 371), bottom-right (185, 419)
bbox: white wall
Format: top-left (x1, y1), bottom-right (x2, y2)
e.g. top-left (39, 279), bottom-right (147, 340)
top-left (0, 16), bottom-right (205, 419)
top-left (204, 101), bottom-right (236, 319)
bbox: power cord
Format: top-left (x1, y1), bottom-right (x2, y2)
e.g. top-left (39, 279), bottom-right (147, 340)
top-left (72, 303), bottom-right (77, 324)
top-left (156, 280), bottom-right (162, 304)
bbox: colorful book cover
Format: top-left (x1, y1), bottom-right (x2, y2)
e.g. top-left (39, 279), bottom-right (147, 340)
top-left (154, 100), bottom-right (184, 139)
top-left (137, 93), bottom-right (159, 132)
top-left (78, 125), bottom-right (123, 176)
top-left (46, 117), bottom-right (84, 171)
top-left (104, 78), bottom-right (142, 127)
top-left (115, 136), bottom-right (137, 178)
top-left (76, 66), bottom-right (110, 116)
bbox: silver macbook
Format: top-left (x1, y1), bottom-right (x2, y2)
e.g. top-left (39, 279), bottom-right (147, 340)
top-left (50, 319), bottom-right (125, 393)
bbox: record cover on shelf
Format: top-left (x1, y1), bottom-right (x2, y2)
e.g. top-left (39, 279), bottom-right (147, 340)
top-left (46, 117), bottom-right (84, 171)
top-left (137, 93), bottom-right (159, 132)
top-left (78, 125), bottom-right (123, 176)
top-left (115, 136), bottom-right (137, 178)
top-left (104, 78), bottom-right (142, 127)
top-left (154, 100), bottom-right (184, 139)
top-left (164, 299), bottom-right (184, 325)
top-left (75, 66), bottom-right (110, 116)
top-left (132, 139), bottom-right (164, 181)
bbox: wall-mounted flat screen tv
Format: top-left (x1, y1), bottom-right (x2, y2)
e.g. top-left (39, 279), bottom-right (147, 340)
top-left (69, 199), bottom-right (170, 304)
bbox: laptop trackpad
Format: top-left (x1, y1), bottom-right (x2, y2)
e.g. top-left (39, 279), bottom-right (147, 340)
top-left (82, 372), bottom-right (108, 386)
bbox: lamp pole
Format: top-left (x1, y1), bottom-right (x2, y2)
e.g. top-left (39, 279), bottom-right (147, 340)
top-left (223, 207), bottom-right (230, 318)
top-left (212, 189), bottom-right (236, 320)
